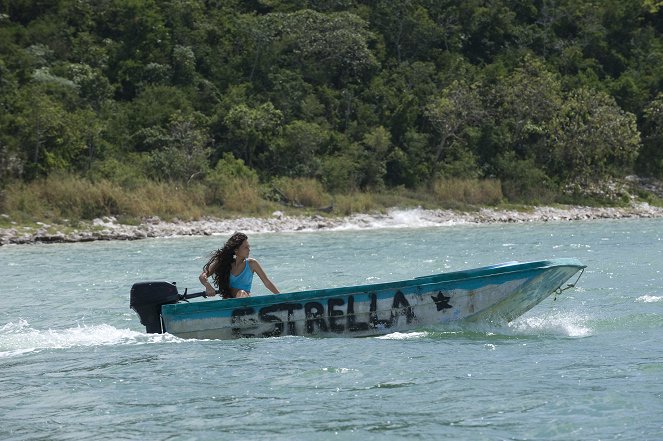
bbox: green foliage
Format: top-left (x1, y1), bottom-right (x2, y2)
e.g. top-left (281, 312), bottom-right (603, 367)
top-left (172, 45), bottom-right (196, 85)
top-left (264, 120), bottom-right (326, 177)
top-left (224, 102), bottom-right (283, 167)
top-left (1, 0), bottom-right (663, 214)
top-left (147, 112), bottom-right (211, 183)
top-left (357, 126), bottom-right (391, 189)
top-left (424, 80), bottom-right (486, 178)
top-left (319, 153), bottom-right (360, 193)
top-left (643, 0), bottom-right (663, 13)
top-left (496, 151), bottom-right (557, 204)
top-left (637, 93), bottom-right (663, 177)
top-left (204, 152), bottom-right (260, 209)
top-left (263, 9), bottom-right (379, 84)
top-left (127, 86), bottom-right (194, 151)
top-left (491, 55), bottom-right (563, 161)
top-left (549, 88), bottom-right (640, 184)
top-left (86, 155), bottom-right (150, 189)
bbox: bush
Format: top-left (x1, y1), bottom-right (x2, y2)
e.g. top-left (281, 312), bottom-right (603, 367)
top-left (3, 173), bottom-right (119, 220)
top-left (124, 181), bottom-right (205, 220)
top-left (333, 192), bottom-right (380, 216)
top-left (86, 155), bottom-right (150, 189)
top-left (205, 153), bottom-right (258, 201)
top-left (263, 121), bottom-right (325, 177)
top-left (1, 174), bottom-right (206, 222)
top-left (204, 153), bottom-right (262, 212)
top-left (271, 177), bottom-right (332, 208)
top-left (496, 152), bottom-right (557, 204)
top-left (213, 177), bottom-right (264, 213)
top-left (431, 178), bottom-right (503, 206)
top-left (319, 154), bottom-right (360, 193)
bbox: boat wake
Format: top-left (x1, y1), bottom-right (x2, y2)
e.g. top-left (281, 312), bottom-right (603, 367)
top-left (376, 331), bottom-right (430, 340)
top-left (507, 311), bottom-right (592, 338)
top-left (0, 320), bottom-right (182, 358)
top-left (2, 308), bottom-right (592, 356)
top-left (376, 311), bottom-right (592, 340)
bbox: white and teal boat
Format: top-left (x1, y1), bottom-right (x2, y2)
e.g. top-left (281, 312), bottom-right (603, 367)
top-left (130, 258), bottom-right (585, 339)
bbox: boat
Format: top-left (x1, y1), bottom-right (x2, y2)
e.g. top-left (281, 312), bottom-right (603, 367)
top-left (130, 258), bottom-right (585, 339)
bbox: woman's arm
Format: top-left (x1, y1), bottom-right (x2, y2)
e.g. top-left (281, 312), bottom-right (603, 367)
top-left (250, 259), bottom-right (280, 294)
top-left (199, 260), bottom-right (218, 297)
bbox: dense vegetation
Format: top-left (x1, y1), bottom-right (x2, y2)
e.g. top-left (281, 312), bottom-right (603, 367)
top-left (1, 0), bottom-right (663, 221)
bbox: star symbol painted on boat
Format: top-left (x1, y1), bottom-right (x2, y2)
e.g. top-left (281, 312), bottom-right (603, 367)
top-left (431, 291), bottom-right (452, 311)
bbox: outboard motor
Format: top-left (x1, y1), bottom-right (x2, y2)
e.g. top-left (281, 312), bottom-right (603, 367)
top-left (130, 281), bottom-right (210, 333)
top-left (130, 282), bottom-right (181, 333)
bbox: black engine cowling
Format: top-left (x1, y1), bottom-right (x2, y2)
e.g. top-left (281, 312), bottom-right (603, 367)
top-left (130, 281), bottom-right (180, 333)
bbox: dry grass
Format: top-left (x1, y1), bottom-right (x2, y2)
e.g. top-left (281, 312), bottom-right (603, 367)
top-left (1, 174), bottom-right (206, 222)
top-left (333, 192), bottom-right (381, 216)
top-left (431, 178), bottom-right (503, 206)
top-left (272, 177), bottom-right (332, 208)
top-left (215, 177), bottom-right (265, 213)
top-left (1, 175), bottom-right (510, 225)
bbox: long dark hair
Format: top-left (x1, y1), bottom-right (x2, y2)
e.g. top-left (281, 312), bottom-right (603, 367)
top-left (203, 232), bottom-right (247, 299)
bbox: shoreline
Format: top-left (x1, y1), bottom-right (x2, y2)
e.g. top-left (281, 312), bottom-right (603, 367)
top-left (2, 202), bottom-right (663, 246)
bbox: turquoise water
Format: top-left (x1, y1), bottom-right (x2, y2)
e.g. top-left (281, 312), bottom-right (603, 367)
top-left (1, 217), bottom-right (662, 440)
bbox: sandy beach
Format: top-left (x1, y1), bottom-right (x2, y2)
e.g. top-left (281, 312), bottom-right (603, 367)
top-left (2, 202), bottom-right (663, 246)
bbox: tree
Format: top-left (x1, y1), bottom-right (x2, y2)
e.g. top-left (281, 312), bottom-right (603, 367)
top-left (224, 102), bottom-right (283, 167)
top-left (125, 85), bottom-right (194, 152)
top-left (264, 120), bottom-right (326, 177)
top-left (15, 67), bottom-right (90, 178)
top-left (424, 80), bottom-right (486, 178)
top-left (204, 152), bottom-right (259, 206)
top-left (643, 0), bottom-right (663, 13)
top-left (263, 9), bottom-right (379, 85)
top-left (172, 45), bottom-right (196, 85)
top-left (491, 55), bottom-right (563, 163)
top-left (0, 57), bottom-right (22, 183)
top-left (637, 92), bottom-right (663, 177)
top-left (370, 0), bottom-right (442, 63)
top-left (148, 112), bottom-right (211, 183)
top-left (549, 88), bottom-right (640, 184)
top-left (96, 0), bottom-right (171, 99)
top-left (357, 126), bottom-right (391, 189)
top-left (363, 61), bottom-right (437, 144)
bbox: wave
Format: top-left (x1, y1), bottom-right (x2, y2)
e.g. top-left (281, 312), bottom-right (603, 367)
top-left (375, 311), bottom-right (592, 340)
top-left (1, 308), bottom-right (592, 355)
top-left (0, 320), bottom-right (182, 357)
top-left (377, 331), bottom-right (430, 340)
top-left (328, 208), bottom-right (464, 231)
top-left (507, 311), bottom-right (592, 337)
top-left (636, 295), bottom-right (663, 303)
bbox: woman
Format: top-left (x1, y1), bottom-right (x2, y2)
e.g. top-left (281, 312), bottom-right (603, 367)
top-left (199, 232), bottom-right (280, 299)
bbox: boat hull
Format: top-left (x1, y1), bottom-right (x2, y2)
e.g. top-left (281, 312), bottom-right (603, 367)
top-left (161, 258), bottom-right (585, 339)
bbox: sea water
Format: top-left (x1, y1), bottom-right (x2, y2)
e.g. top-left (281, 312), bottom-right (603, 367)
top-left (1, 217), bottom-right (662, 440)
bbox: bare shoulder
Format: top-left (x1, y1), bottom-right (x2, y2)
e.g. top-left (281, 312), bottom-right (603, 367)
top-left (247, 258), bottom-right (260, 271)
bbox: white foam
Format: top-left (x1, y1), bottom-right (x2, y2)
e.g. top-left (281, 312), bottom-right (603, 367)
top-left (329, 208), bottom-right (463, 231)
top-left (0, 320), bottom-right (182, 355)
top-left (636, 295), bottom-right (662, 303)
top-left (508, 312), bottom-right (592, 337)
top-left (376, 331), bottom-right (429, 340)
top-left (0, 348), bottom-right (36, 358)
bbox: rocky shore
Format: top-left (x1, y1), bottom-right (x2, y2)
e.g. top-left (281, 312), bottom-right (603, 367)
top-left (2, 202), bottom-right (663, 246)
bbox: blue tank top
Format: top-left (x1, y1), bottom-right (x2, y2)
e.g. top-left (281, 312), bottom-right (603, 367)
top-left (229, 260), bottom-right (253, 292)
